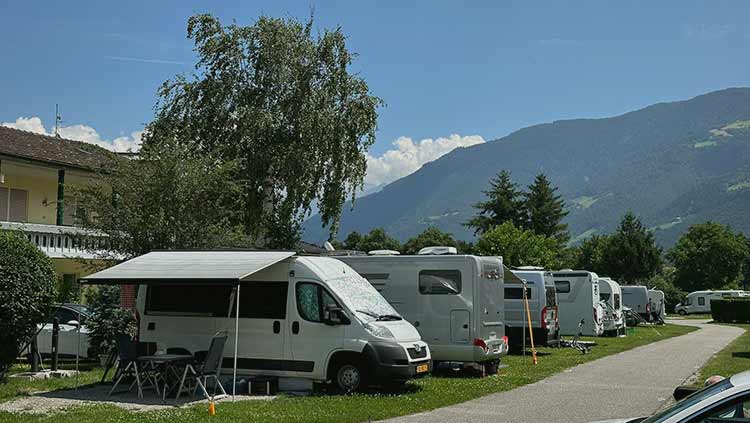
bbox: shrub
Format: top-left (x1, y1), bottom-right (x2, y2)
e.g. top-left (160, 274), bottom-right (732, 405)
top-left (0, 231), bottom-right (57, 381)
top-left (86, 286), bottom-right (137, 357)
top-left (711, 298), bottom-right (750, 323)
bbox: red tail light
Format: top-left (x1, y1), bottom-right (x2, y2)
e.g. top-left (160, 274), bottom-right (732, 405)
top-left (473, 338), bottom-right (488, 353)
top-left (646, 302), bottom-right (651, 313)
top-left (502, 336), bottom-right (509, 348)
top-left (541, 307), bottom-right (548, 329)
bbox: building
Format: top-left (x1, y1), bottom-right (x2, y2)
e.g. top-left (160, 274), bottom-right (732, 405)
top-left (0, 125), bottom-right (116, 285)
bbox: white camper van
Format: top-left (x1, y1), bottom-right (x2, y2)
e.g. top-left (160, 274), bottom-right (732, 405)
top-left (621, 285), bottom-right (651, 320)
top-left (597, 278), bottom-right (625, 336)
top-left (648, 289), bottom-right (666, 321)
top-left (552, 270), bottom-right (605, 337)
top-left (675, 290), bottom-right (750, 315)
top-left (335, 253), bottom-right (507, 372)
top-left (83, 251), bottom-right (431, 393)
top-left (506, 267), bottom-right (559, 347)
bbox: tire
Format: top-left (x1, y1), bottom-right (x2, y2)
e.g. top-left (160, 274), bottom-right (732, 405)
top-left (678, 310), bottom-right (687, 316)
top-left (485, 360), bottom-right (499, 375)
top-left (333, 361), bottom-right (366, 394)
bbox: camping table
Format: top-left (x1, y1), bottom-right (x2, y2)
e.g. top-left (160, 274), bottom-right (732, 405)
top-left (136, 354), bottom-right (194, 401)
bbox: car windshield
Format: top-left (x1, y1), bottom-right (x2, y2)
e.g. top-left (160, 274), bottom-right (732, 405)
top-left (326, 274), bottom-right (402, 322)
top-left (641, 378), bottom-right (733, 423)
top-left (65, 304), bottom-right (93, 317)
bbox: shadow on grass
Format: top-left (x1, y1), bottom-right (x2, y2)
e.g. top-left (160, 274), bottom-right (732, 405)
top-left (731, 352), bottom-right (750, 359)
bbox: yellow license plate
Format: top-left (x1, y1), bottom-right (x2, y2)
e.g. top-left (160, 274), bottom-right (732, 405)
top-left (416, 364), bottom-right (429, 373)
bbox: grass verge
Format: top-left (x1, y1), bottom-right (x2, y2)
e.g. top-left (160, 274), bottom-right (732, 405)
top-left (0, 324), bottom-right (696, 423)
top-left (667, 314), bottom-right (713, 320)
top-left (693, 323), bottom-right (750, 384)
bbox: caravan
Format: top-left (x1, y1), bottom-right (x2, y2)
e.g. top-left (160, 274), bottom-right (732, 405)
top-left (621, 286), bottom-right (651, 321)
top-left (506, 267), bottom-right (559, 348)
top-left (675, 290), bottom-right (750, 315)
top-left (597, 278), bottom-right (625, 336)
top-left (552, 270), bottom-right (605, 337)
top-left (84, 251), bottom-right (431, 393)
top-left (335, 252), bottom-right (507, 372)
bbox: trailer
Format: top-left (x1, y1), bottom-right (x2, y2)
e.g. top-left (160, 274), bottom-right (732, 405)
top-left (598, 277), bottom-right (625, 336)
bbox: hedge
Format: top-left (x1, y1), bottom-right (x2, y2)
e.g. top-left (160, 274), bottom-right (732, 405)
top-left (711, 298), bottom-right (750, 323)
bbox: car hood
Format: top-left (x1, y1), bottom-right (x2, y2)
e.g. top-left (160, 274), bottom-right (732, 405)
top-left (588, 418), bottom-right (645, 423)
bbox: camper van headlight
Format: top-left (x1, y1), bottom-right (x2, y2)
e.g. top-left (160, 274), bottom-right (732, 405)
top-left (364, 322), bottom-right (395, 340)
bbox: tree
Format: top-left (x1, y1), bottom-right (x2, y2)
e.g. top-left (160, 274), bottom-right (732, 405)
top-left (575, 234), bottom-right (612, 274)
top-left (602, 212), bottom-right (662, 284)
top-left (524, 174), bottom-right (569, 244)
top-left (0, 231), bottom-right (57, 381)
top-left (345, 228), bottom-right (402, 253)
top-left (474, 221), bottom-right (561, 269)
top-left (143, 14), bottom-right (382, 248)
top-left (75, 144), bottom-right (249, 260)
top-left (465, 170), bottom-right (526, 235)
top-left (403, 227), bottom-right (458, 254)
top-left (645, 267), bottom-right (686, 312)
top-left (667, 222), bottom-right (749, 292)
top-left (86, 286), bottom-right (137, 357)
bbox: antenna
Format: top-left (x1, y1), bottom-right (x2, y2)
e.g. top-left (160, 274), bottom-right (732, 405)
top-left (54, 104), bottom-right (62, 137)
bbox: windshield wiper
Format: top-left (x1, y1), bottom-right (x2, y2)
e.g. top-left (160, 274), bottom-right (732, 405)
top-left (356, 309), bottom-right (380, 319)
top-left (376, 314), bottom-right (402, 321)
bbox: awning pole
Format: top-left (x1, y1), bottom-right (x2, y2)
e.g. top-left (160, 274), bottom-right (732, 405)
top-left (232, 283), bottom-right (240, 402)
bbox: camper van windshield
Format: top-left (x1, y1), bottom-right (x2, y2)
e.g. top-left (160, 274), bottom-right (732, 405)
top-left (327, 275), bottom-right (401, 321)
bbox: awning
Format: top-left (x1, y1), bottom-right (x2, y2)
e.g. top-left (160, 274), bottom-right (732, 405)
top-left (80, 251), bottom-right (296, 285)
top-left (504, 265), bottom-right (526, 284)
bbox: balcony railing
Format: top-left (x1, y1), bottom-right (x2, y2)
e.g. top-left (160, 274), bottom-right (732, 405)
top-left (1, 221), bottom-right (106, 260)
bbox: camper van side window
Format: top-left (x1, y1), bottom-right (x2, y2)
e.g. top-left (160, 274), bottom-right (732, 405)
top-left (555, 281), bottom-right (571, 293)
top-left (698, 297), bottom-right (705, 306)
top-left (296, 283), bottom-right (339, 323)
top-left (505, 287), bottom-right (531, 300)
top-left (418, 270), bottom-right (462, 295)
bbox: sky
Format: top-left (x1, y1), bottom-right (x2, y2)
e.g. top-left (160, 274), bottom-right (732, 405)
top-left (2, 1), bottom-right (750, 189)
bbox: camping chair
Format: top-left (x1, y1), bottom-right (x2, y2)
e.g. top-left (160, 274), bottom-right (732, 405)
top-left (175, 332), bottom-right (228, 401)
top-left (109, 334), bottom-right (156, 398)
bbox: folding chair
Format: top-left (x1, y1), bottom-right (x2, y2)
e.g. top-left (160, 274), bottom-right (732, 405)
top-left (109, 334), bottom-right (145, 398)
top-left (175, 332), bottom-right (228, 401)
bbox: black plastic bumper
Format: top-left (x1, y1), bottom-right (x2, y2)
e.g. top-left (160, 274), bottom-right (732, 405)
top-left (363, 342), bottom-right (432, 381)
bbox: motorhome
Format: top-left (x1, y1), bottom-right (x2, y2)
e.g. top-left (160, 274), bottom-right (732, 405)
top-left (335, 252), bottom-right (507, 373)
top-left (675, 290), bottom-right (750, 315)
top-left (648, 289), bottom-right (667, 321)
top-left (506, 267), bottom-right (559, 348)
top-left (621, 285), bottom-right (651, 321)
top-left (552, 270), bottom-right (605, 337)
top-left (597, 278), bottom-right (625, 336)
top-left (82, 251), bottom-right (431, 393)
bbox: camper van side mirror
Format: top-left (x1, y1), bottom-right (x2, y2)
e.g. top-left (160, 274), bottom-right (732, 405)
top-left (323, 305), bottom-right (350, 326)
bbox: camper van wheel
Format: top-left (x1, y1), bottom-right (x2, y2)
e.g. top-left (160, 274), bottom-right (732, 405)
top-left (678, 310), bottom-right (687, 316)
top-left (485, 360), bottom-right (499, 376)
top-left (334, 362), bottom-right (364, 394)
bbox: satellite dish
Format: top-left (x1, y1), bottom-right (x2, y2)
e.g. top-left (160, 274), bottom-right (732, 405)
top-left (323, 241), bottom-right (335, 252)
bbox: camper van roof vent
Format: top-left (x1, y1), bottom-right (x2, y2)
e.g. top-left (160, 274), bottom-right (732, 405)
top-left (514, 266), bottom-right (544, 270)
top-left (417, 246), bottom-right (458, 255)
top-left (368, 250), bottom-right (401, 256)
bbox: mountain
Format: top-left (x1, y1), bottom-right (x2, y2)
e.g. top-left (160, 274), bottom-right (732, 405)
top-left (304, 88), bottom-right (750, 247)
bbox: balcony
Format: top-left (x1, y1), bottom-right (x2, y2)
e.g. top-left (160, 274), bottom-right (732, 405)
top-left (1, 221), bottom-right (106, 260)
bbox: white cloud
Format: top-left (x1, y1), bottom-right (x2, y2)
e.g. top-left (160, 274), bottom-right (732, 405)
top-left (365, 134), bottom-right (485, 188)
top-left (2, 116), bottom-right (142, 152)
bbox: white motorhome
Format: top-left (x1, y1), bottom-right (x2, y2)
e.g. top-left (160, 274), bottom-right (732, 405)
top-left (621, 285), bottom-right (651, 320)
top-left (648, 289), bottom-right (666, 320)
top-left (83, 251), bottom-right (431, 393)
top-left (552, 270), bottom-right (605, 337)
top-left (675, 290), bottom-right (750, 315)
top-left (598, 277), bottom-right (625, 336)
top-left (506, 267), bottom-right (559, 347)
top-left (335, 253), bottom-right (507, 373)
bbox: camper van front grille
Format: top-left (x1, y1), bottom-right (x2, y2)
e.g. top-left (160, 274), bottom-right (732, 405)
top-left (407, 347), bottom-right (428, 359)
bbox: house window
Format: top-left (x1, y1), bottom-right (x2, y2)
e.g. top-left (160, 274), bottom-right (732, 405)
top-left (0, 187), bottom-right (28, 222)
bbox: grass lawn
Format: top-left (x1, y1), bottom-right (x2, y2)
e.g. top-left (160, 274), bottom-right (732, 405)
top-left (0, 363), bottom-right (104, 403)
top-left (0, 324), bottom-right (696, 423)
top-left (667, 314), bottom-right (713, 320)
top-left (693, 323), bottom-right (750, 384)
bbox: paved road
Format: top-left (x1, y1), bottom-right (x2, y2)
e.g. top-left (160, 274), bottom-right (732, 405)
top-left (382, 320), bottom-right (744, 423)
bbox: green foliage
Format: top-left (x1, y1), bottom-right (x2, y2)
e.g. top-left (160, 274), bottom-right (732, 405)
top-left (710, 298), bottom-right (750, 323)
top-left (144, 13), bottom-right (381, 247)
top-left (56, 275), bottom-right (80, 304)
top-left (86, 286), bottom-right (137, 357)
top-left (644, 268), bottom-right (686, 311)
top-left (525, 174), bottom-right (569, 244)
top-left (0, 231), bottom-right (57, 381)
top-left (341, 228), bottom-right (402, 253)
top-left (74, 144), bottom-right (250, 259)
top-left (667, 222), bottom-right (749, 292)
top-left (465, 170), bottom-right (526, 235)
top-left (403, 227), bottom-right (458, 254)
top-left (602, 212), bottom-right (662, 283)
top-left (475, 221), bottom-right (561, 268)
top-left (575, 234), bottom-right (611, 274)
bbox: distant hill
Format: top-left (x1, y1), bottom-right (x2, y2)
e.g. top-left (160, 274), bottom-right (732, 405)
top-left (304, 88), bottom-right (750, 247)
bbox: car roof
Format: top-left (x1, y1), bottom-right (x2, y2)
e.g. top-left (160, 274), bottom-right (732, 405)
top-left (731, 370), bottom-right (750, 387)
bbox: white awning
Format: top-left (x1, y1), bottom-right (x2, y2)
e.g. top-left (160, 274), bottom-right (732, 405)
top-left (504, 266), bottom-right (526, 284)
top-left (80, 250), bottom-right (295, 285)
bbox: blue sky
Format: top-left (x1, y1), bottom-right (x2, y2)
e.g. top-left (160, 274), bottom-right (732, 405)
top-left (2, 1), bottom-right (749, 187)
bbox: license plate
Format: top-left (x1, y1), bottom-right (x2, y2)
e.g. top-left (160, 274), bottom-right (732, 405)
top-left (416, 364), bottom-right (429, 373)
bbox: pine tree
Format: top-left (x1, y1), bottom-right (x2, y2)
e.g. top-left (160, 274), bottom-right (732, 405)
top-left (603, 212), bottom-right (662, 284)
top-left (524, 173), bottom-right (569, 244)
top-left (465, 170), bottom-right (526, 235)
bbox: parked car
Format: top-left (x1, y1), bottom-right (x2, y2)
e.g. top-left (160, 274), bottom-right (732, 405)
top-left (589, 370), bottom-right (750, 422)
top-left (674, 290), bottom-right (750, 315)
top-left (23, 303), bottom-right (93, 359)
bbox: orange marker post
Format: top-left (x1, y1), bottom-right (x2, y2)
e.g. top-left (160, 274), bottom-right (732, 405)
top-left (523, 285), bottom-right (538, 365)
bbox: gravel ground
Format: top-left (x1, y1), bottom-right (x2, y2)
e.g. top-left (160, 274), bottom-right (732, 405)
top-left (380, 320), bottom-right (744, 423)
